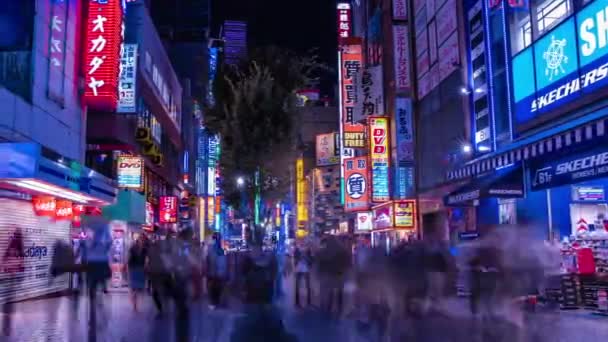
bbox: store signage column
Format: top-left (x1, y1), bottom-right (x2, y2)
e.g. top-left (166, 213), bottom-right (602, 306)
top-left (369, 117), bottom-right (390, 202)
top-left (82, 0), bottom-right (123, 111)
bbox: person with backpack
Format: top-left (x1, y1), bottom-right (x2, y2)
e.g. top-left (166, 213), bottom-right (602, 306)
top-left (206, 233), bottom-right (227, 309)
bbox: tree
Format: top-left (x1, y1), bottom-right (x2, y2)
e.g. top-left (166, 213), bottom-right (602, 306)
top-left (205, 47), bottom-right (328, 211)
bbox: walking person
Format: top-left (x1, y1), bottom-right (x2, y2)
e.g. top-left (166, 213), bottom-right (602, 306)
top-left (294, 247), bottom-right (312, 308)
top-left (206, 233), bottom-right (227, 309)
top-left (128, 234), bottom-right (148, 312)
top-left (1, 226), bottom-right (24, 336)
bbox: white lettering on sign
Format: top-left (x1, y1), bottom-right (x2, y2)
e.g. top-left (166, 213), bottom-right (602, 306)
top-left (448, 190), bottom-right (480, 204)
top-left (555, 151), bottom-right (608, 175)
top-left (531, 61), bottom-right (608, 112)
top-left (580, 5), bottom-right (608, 57)
top-left (487, 189), bottom-right (523, 195)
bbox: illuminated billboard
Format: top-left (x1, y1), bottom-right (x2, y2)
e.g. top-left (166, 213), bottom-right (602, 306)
top-left (394, 200), bottom-right (416, 229)
top-left (296, 158), bottom-right (308, 222)
top-left (337, 3), bottom-right (352, 40)
top-left (116, 155), bottom-right (144, 190)
top-left (159, 196), bottom-right (177, 223)
top-left (83, 0), bottom-right (123, 111)
top-left (117, 44), bottom-right (138, 113)
top-left (369, 117), bottom-right (390, 202)
top-left (341, 40), bottom-right (365, 141)
top-left (512, 0), bottom-right (608, 132)
top-left (344, 157), bottom-right (369, 212)
top-left (316, 133), bottom-right (340, 166)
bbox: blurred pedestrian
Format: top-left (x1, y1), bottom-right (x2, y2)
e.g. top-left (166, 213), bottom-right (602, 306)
top-left (206, 233), bottom-right (227, 309)
top-left (147, 236), bottom-right (172, 317)
top-left (317, 237), bottom-right (350, 317)
top-left (127, 234), bottom-right (148, 312)
top-left (294, 247), bottom-right (312, 307)
top-left (1, 226), bottom-right (24, 336)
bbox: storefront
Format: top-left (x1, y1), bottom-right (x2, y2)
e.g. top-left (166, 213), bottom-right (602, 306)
top-left (0, 143), bottom-right (116, 303)
top-left (371, 200), bottom-right (417, 252)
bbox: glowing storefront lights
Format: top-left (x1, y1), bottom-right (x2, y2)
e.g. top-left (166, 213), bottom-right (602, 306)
top-left (2, 179), bottom-right (103, 204)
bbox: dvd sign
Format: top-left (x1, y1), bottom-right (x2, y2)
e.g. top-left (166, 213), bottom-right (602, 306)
top-left (117, 156), bottom-right (144, 190)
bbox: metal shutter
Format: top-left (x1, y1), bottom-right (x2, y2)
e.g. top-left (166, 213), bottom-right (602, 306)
top-left (0, 198), bottom-right (70, 303)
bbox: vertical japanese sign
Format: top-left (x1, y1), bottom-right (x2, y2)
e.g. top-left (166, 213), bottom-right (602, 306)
top-left (208, 47), bottom-right (218, 106)
top-left (316, 133), bottom-right (339, 166)
top-left (354, 65), bottom-right (384, 122)
top-left (159, 196), bottom-right (177, 223)
top-left (83, 0), bottom-right (123, 111)
top-left (337, 3), bottom-right (352, 41)
top-left (341, 40), bottom-right (364, 140)
top-left (392, 0), bottom-right (408, 20)
top-left (296, 158), bottom-right (308, 223)
top-left (48, 0), bottom-right (68, 103)
top-left (369, 117), bottom-right (390, 202)
top-left (393, 25), bottom-right (412, 92)
top-left (344, 157), bottom-right (369, 212)
top-left (395, 98), bottom-right (414, 163)
top-left (117, 44), bottom-right (137, 113)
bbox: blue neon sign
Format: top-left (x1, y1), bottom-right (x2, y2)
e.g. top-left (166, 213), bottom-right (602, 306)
top-left (512, 0), bottom-right (608, 131)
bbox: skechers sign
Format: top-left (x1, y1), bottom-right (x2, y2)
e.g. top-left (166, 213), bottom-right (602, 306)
top-left (530, 147), bottom-right (608, 191)
top-left (512, 0), bottom-right (608, 132)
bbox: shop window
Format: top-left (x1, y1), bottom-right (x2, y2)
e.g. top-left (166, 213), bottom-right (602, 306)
top-left (499, 198), bottom-right (517, 224)
top-left (510, 11), bottom-right (532, 54)
top-left (536, 0), bottom-right (572, 35)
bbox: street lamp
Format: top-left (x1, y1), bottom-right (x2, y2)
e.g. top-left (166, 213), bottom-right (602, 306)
top-left (462, 144), bottom-right (472, 153)
top-left (236, 177), bottom-right (245, 187)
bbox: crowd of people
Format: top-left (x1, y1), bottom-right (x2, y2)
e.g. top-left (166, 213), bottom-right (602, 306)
top-left (0, 217), bottom-right (564, 341)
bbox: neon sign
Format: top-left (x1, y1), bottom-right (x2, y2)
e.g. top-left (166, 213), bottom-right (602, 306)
top-left (369, 117), bottom-right (390, 202)
top-left (83, 0), bottom-right (123, 111)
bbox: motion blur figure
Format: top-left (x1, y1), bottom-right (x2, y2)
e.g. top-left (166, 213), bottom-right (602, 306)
top-left (1, 226), bottom-right (24, 336)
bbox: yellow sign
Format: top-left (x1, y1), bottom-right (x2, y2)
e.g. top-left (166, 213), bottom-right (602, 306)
top-left (394, 200), bottom-right (416, 229)
top-left (199, 198), bottom-right (205, 242)
top-left (296, 158), bottom-right (308, 222)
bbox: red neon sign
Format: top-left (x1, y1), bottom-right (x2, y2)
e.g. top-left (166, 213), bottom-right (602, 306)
top-left (33, 196), bottom-right (56, 217)
top-left (159, 196), bottom-right (178, 223)
top-left (337, 3), bottom-right (352, 42)
top-left (83, 0), bottom-right (123, 111)
top-left (55, 200), bottom-right (74, 220)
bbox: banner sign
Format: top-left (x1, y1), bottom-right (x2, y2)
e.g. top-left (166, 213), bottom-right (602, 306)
top-left (393, 25), bottom-right (412, 92)
top-left (117, 155), bottom-right (144, 190)
top-left (531, 146), bottom-right (608, 191)
top-left (344, 157), bottom-right (370, 212)
top-left (372, 202), bottom-right (393, 229)
top-left (296, 158), bottom-right (309, 222)
top-left (394, 200), bottom-right (416, 228)
top-left (356, 212), bottom-right (373, 231)
top-left (316, 133), bottom-right (340, 166)
top-left (369, 117), bottom-right (390, 202)
top-left (512, 0), bottom-right (608, 132)
top-left (395, 98), bottom-right (414, 163)
top-left (47, 0), bottom-right (68, 103)
top-left (394, 165), bottom-right (415, 199)
top-left (337, 3), bottom-right (353, 40)
top-left (83, 0), bottom-right (123, 111)
top-left (117, 44), bottom-right (138, 113)
top-left (33, 196), bottom-right (56, 217)
top-left (341, 40), bottom-right (363, 127)
top-left (355, 65), bottom-right (385, 122)
top-left (393, 0), bottom-right (408, 20)
top-left (159, 196), bottom-right (177, 223)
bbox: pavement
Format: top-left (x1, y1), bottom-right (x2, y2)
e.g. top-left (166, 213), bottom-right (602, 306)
top-left (2, 276), bottom-right (608, 342)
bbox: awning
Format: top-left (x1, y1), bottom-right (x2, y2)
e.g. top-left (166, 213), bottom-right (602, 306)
top-left (0, 142), bottom-right (117, 205)
top-left (444, 165), bottom-right (524, 206)
top-left (447, 115), bottom-right (608, 182)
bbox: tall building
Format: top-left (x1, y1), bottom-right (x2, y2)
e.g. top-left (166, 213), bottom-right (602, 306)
top-left (222, 20), bottom-right (248, 65)
top-left (446, 0), bottom-right (608, 242)
top-left (0, 0), bottom-right (117, 302)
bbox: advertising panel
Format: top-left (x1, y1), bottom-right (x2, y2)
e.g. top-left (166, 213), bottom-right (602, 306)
top-left (372, 202), bottom-right (393, 229)
top-left (159, 196), bottom-right (177, 223)
top-left (356, 212), bottom-right (373, 231)
top-left (369, 117), bottom-right (390, 202)
top-left (344, 157), bottom-right (370, 212)
top-left (394, 165), bottom-right (416, 199)
top-left (341, 40), bottom-right (362, 125)
top-left (117, 155), bottom-right (144, 190)
top-left (337, 3), bottom-right (352, 40)
top-left (117, 44), bottom-right (138, 113)
top-left (316, 133), bottom-right (340, 166)
top-left (354, 65), bottom-right (385, 122)
top-left (395, 98), bottom-right (415, 163)
top-left (343, 125), bottom-right (366, 148)
top-left (296, 158), bottom-right (308, 222)
top-left (207, 167), bottom-right (216, 196)
top-left (512, 0), bottom-right (608, 132)
top-left (207, 196), bottom-right (215, 227)
top-left (436, 0), bottom-right (458, 44)
top-left (145, 202), bottom-right (154, 227)
top-left (47, 0), bottom-right (68, 103)
top-left (416, 28), bottom-right (429, 57)
top-left (429, 20), bottom-right (438, 64)
top-left (83, 0), bottom-right (123, 111)
top-left (393, 25), bottom-right (412, 92)
top-left (394, 200), bottom-right (416, 228)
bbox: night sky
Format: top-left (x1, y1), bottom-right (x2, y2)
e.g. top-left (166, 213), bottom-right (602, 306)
top-left (212, 0), bottom-right (338, 94)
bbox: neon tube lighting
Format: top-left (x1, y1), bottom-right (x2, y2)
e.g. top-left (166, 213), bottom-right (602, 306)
top-left (4, 179), bottom-right (101, 204)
